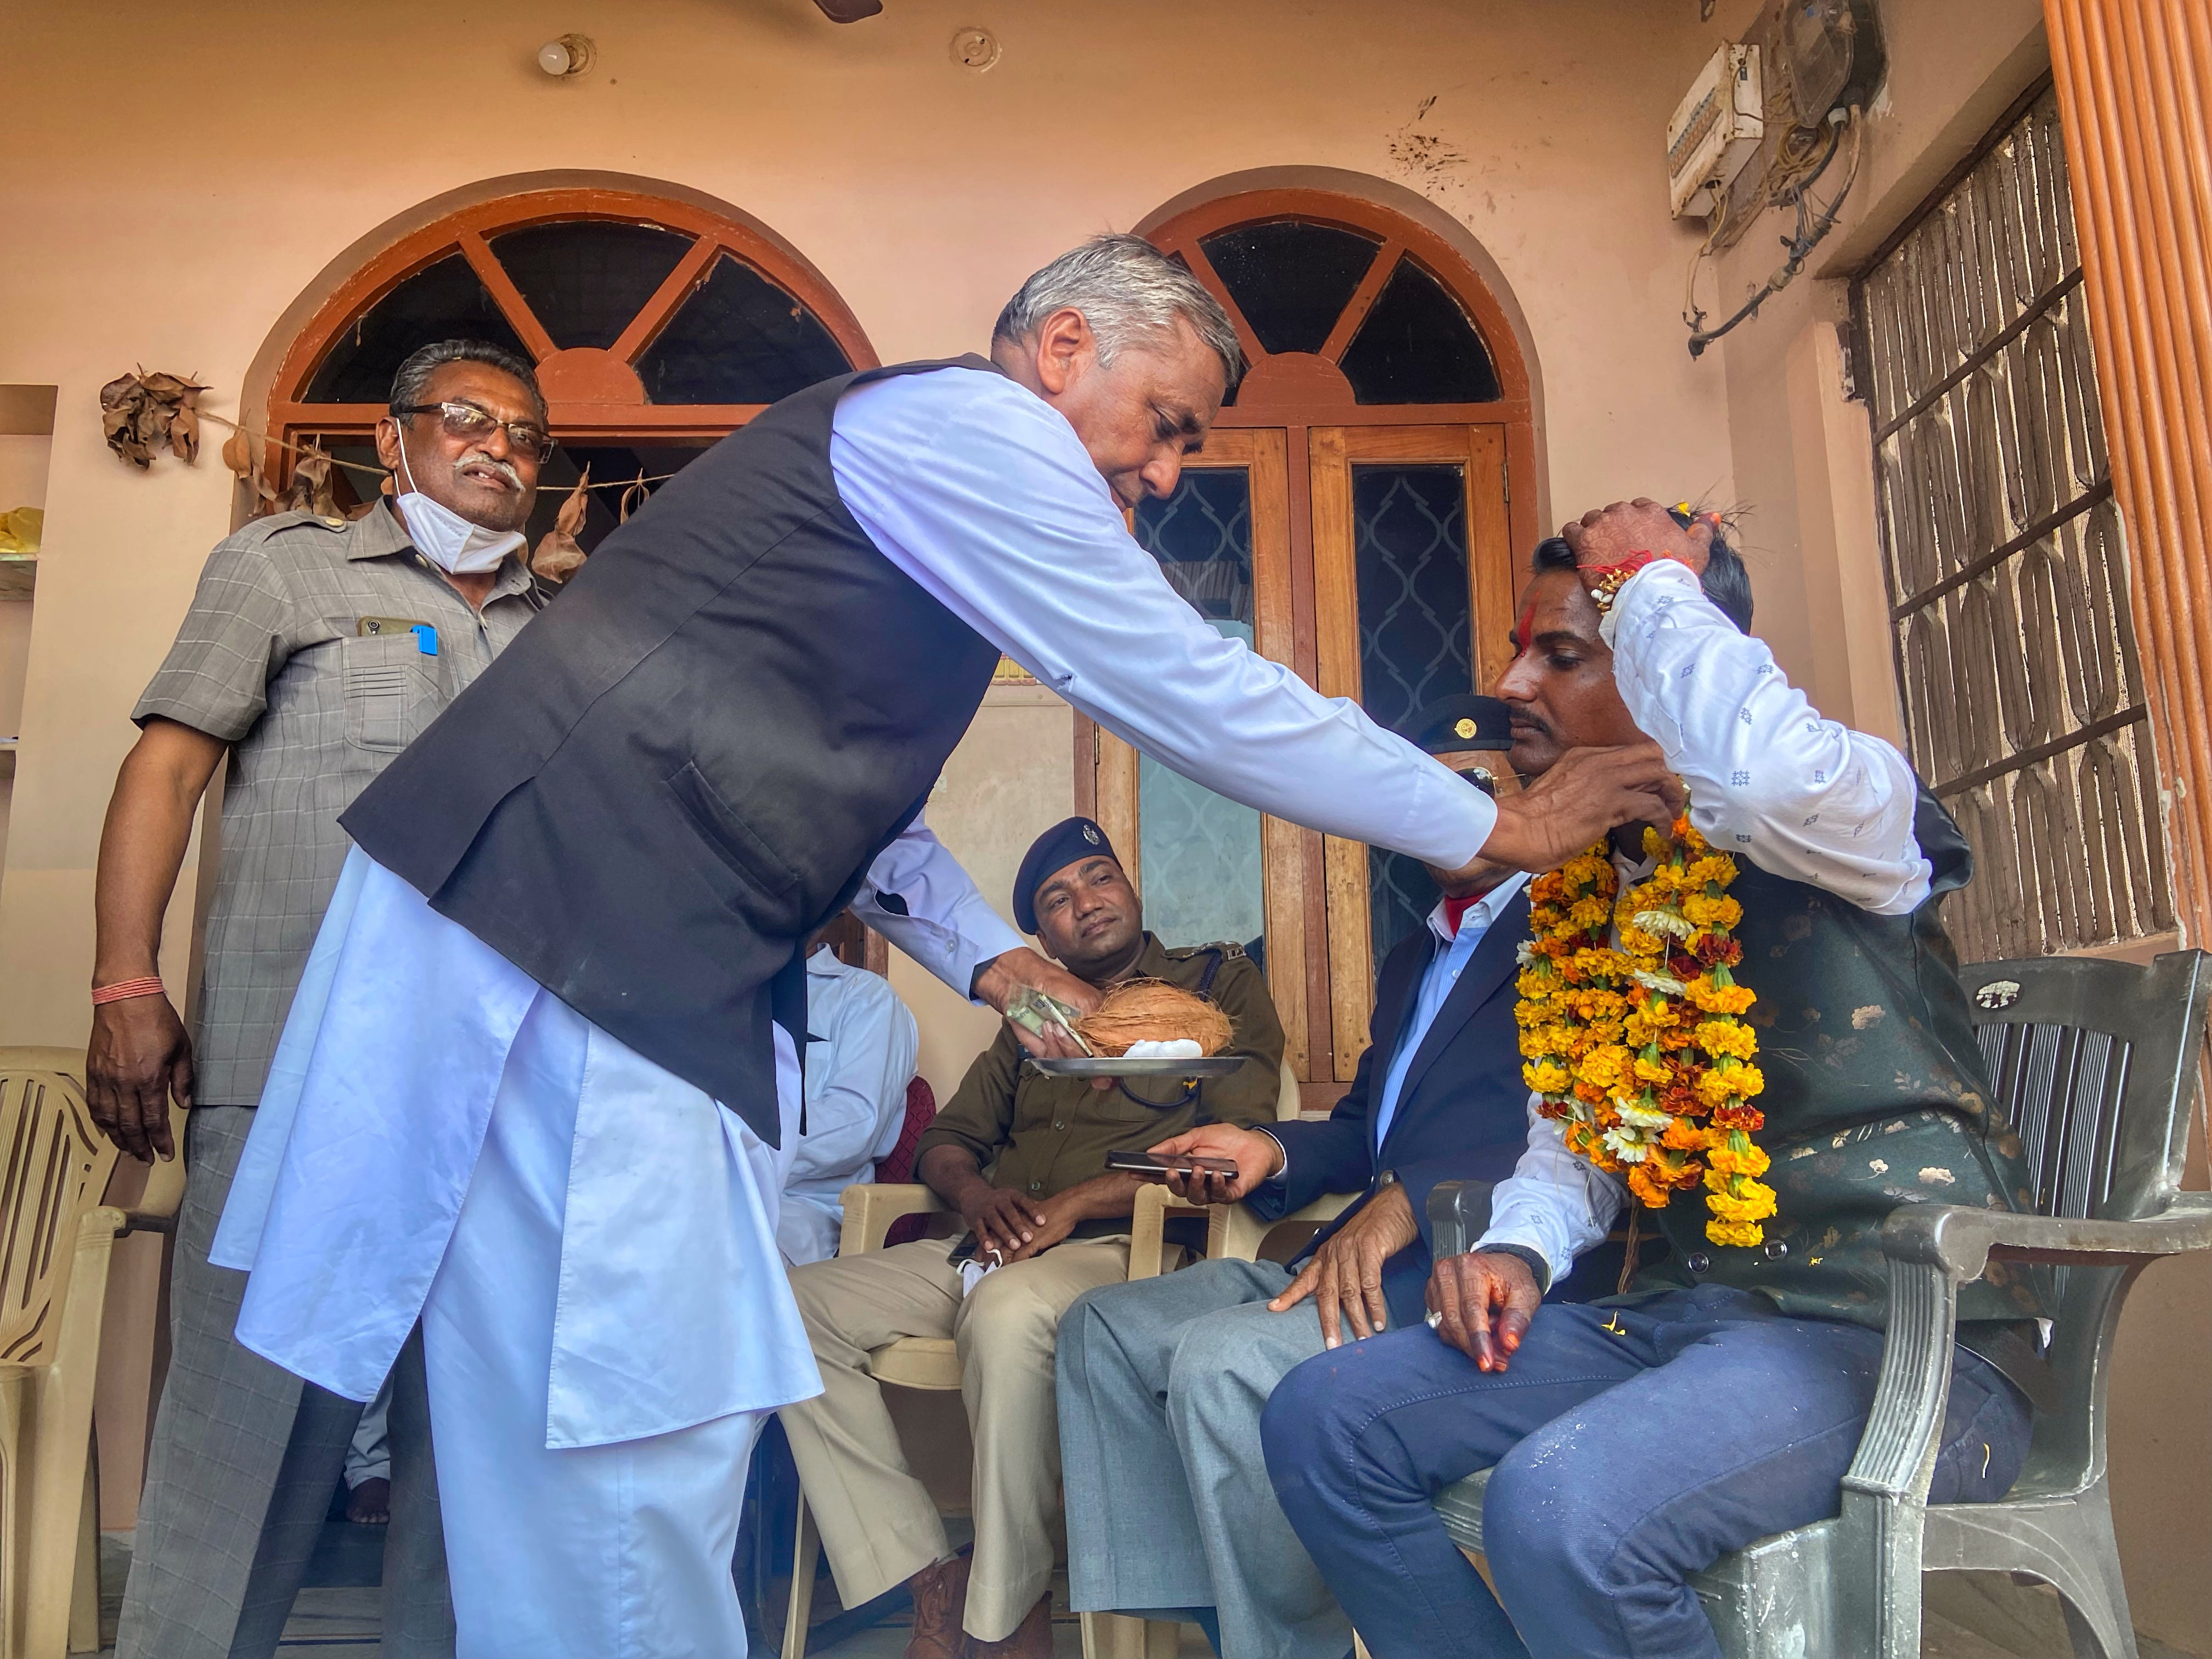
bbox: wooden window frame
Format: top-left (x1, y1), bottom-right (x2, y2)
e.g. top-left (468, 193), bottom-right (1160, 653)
top-left (1075, 188), bottom-right (1537, 1105)
top-left (259, 186), bottom-right (878, 481)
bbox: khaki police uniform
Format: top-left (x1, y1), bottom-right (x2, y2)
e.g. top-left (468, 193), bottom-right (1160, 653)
top-left (778, 934), bottom-right (1283, 1645)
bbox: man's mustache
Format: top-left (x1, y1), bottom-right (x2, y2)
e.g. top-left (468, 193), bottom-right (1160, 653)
top-left (455, 449), bottom-right (524, 491)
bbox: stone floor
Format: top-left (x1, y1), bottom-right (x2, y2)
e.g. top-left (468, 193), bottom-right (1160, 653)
top-left (91, 1527), bottom-right (2196, 1658)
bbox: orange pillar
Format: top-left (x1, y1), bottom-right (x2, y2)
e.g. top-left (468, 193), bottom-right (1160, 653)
top-left (2044, 0), bottom-right (2212, 943)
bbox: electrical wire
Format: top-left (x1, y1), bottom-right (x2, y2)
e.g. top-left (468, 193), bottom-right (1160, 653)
top-left (1684, 105), bottom-right (1864, 359)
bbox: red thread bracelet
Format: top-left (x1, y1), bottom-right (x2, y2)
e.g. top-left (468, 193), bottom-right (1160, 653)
top-left (92, 977), bottom-right (165, 1006)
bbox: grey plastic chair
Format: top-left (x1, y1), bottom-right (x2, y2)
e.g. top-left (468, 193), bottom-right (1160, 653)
top-left (1425, 949), bottom-right (2212, 1659)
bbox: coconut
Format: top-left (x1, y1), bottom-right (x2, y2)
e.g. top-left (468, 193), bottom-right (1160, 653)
top-left (1074, 979), bottom-right (1234, 1057)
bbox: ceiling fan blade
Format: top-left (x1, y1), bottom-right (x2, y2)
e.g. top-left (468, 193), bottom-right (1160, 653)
top-left (813, 0), bottom-right (884, 20)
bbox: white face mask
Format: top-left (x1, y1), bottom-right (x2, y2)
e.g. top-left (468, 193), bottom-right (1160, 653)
top-left (391, 425), bottom-right (528, 575)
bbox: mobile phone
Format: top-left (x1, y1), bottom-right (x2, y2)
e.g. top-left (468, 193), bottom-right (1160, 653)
top-left (1104, 1150), bottom-right (1240, 1180)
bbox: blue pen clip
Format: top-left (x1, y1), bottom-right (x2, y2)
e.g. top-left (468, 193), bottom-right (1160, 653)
top-left (410, 623), bottom-right (439, 657)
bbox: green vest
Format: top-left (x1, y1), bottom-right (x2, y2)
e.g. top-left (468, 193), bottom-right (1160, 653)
top-left (1621, 794), bottom-right (2046, 1376)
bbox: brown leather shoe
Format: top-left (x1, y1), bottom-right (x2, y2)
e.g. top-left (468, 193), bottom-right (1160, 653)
top-left (964, 1591), bottom-right (1054, 1659)
top-left (904, 1554), bottom-right (972, 1659)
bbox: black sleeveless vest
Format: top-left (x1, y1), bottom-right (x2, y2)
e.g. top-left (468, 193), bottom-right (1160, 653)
top-left (1625, 792), bottom-right (2047, 1361)
top-left (340, 358), bottom-right (1005, 1144)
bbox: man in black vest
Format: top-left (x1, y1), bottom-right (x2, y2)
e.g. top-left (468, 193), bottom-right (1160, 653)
top-left (1263, 501), bottom-right (2044, 1659)
top-left (1055, 694), bottom-right (1550, 1657)
top-left (208, 241), bottom-right (1683, 1656)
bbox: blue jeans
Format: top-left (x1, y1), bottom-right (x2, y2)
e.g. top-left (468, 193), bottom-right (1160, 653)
top-left (1261, 1286), bottom-right (2033, 1659)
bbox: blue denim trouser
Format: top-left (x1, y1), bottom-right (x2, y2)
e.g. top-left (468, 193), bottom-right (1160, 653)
top-left (1261, 1286), bottom-right (2034, 1659)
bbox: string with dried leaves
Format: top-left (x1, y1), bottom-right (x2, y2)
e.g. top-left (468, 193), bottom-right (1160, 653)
top-left (1074, 981), bottom-right (1234, 1057)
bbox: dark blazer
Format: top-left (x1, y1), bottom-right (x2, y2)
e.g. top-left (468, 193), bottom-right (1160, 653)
top-left (1245, 887), bottom-right (1534, 1325)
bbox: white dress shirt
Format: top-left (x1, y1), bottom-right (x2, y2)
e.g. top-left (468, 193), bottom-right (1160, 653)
top-left (830, 367), bottom-right (1497, 870)
top-left (1475, 559), bottom-right (1932, 1278)
top-left (780, 946), bottom-right (920, 1267)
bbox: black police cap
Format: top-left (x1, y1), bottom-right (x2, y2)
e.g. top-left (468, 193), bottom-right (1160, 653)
top-left (1402, 693), bottom-right (1515, 756)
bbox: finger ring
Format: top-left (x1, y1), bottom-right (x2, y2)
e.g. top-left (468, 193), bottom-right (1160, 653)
top-left (1425, 1310), bottom-right (1444, 1329)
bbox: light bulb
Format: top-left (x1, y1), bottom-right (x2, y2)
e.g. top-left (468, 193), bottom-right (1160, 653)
top-left (537, 39), bottom-right (573, 75)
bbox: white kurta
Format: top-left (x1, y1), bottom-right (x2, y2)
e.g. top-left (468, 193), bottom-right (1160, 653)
top-left (212, 850), bottom-right (820, 1444)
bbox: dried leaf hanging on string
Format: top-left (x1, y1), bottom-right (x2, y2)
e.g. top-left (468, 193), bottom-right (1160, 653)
top-left (220, 425), bottom-right (292, 521)
top-left (99, 369), bottom-right (207, 469)
top-left (286, 442), bottom-right (342, 519)
top-left (618, 470), bottom-right (648, 524)
top-left (532, 465), bottom-right (590, 584)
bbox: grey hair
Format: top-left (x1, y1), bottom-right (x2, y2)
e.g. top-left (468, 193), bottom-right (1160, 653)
top-left (994, 234), bottom-right (1245, 392)
top-left (388, 340), bottom-right (547, 424)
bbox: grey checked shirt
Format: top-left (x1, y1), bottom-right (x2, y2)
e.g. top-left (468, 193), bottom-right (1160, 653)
top-left (134, 500), bottom-right (542, 1104)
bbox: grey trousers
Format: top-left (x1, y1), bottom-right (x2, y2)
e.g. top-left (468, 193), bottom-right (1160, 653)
top-left (1056, 1258), bottom-right (1352, 1659)
top-left (116, 1106), bottom-right (455, 1659)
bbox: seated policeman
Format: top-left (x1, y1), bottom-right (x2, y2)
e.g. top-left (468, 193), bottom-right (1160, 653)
top-left (1056, 694), bottom-right (1542, 1659)
top-left (1262, 500), bottom-right (2045, 1659)
top-left (779, 816), bottom-right (1285, 1659)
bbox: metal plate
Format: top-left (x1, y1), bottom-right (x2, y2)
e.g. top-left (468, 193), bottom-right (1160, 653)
top-left (1024, 1056), bottom-right (1244, 1079)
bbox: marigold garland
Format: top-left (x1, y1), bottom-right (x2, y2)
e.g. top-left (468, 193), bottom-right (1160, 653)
top-left (1515, 816), bottom-right (1778, 1249)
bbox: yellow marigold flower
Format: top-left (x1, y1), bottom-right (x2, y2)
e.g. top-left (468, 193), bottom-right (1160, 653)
top-left (1637, 995), bottom-right (1683, 1028)
top-left (1633, 1053), bottom-right (1673, 1084)
top-left (1695, 1068), bottom-right (1738, 1107)
top-left (1687, 980), bottom-right (1757, 1015)
top-left (1682, 893), bottom-right (1743, 930)
top-left (1694, 1019), bottom-right (1758, 1060)
top-left (1705, 1188), bottom-right (1776, 1223)
top-left (1523, 1060), bottom-right (1572, 1095)
top-left (1683, 855), bottom-right (1735, 887)
top-left (1579, 1044), bottom-right (1631, 1090)
top-left (1705, 1219), bottom-right (1764, 1249)
top-left (1732, 1062), bottom-right (1765, 1099)
top-left (1704, 1142), bottom-right (1771, 1178)
top-left (1626, 1163), bottom-right (1677, 1209)
top-left (1566, 895), bottom-right (1611, 931)
top-left (1562, 854), bottom-right (1610, 888)
top-left (1661, 1119), bottom-right (1707, 1151)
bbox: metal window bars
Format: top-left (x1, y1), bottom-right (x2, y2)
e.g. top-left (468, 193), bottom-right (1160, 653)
top-left (1853, 83), bottom-right (2171, 958)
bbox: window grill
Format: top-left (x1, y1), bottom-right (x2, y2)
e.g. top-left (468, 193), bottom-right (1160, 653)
top-left (1853, 84), bottom-right (2170, 958)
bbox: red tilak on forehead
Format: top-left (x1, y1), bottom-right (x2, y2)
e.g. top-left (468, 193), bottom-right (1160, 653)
top-left (1514, 596), bottom-right (1538, 653)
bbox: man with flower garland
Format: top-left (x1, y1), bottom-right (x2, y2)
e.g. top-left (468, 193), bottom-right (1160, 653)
top-left (1261, 499), bottom-right (2046, 1659)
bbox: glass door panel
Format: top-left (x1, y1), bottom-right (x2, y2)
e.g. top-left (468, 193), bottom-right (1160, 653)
top-left (1133, 472), bottom-right (1266, 954)
top-left (1090, 429), bottom-right (1308, 1075)
top-left (1353, 464), bottom-right (1477, 970)
top-left (1310, 426), bottom-right (1512, 1079)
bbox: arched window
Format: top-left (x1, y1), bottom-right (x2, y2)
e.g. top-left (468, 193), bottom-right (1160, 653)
top-left (1091, 189), bottom-right (1536, 1103)
top-left (264, 187), bottom-right (874, 552)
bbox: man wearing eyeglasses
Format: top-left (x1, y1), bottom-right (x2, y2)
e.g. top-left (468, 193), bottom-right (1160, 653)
top-left (91, 338), bottom-right (552, 1659)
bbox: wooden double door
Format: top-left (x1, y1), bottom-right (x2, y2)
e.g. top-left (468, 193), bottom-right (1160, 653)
top-left (1089, 425), bottom-right (1515, 1106)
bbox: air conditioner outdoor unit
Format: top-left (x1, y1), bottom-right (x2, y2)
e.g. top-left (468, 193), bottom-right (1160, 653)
top-left (1668, 43), bottom-right (1765, 219)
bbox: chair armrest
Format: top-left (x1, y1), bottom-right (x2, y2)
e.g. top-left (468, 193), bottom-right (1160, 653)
top-left (1128, 1182), bottom-right (1207, 1280)
top-left (838, 1183), bottom-right (948, 1255)
top-left (1208, 1190), bottom-right (1358, 1261)
top-left (1880, 1192), bottom-right (2212, 1282)
top-left (1426, 1180), bottom-right (1497, 1259)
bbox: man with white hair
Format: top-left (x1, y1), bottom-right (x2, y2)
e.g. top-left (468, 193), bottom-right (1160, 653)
top-left (212, 235), bottom-right (1679, 1656)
